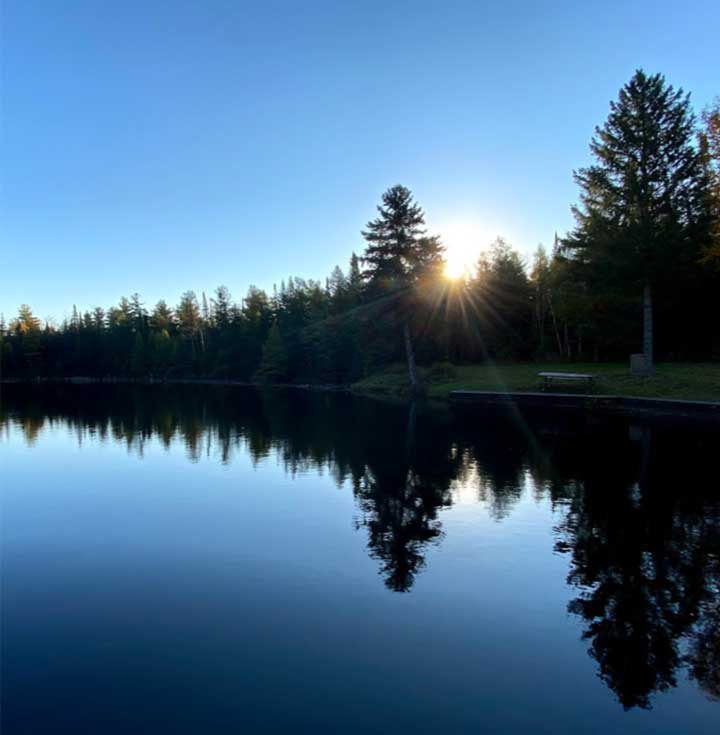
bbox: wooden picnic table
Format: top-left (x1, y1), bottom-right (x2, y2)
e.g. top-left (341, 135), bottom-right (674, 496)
top-left (538, 371), bottom-right (596, 391)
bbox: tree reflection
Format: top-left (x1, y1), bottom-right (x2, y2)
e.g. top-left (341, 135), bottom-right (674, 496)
top-left (551, 423), bottom-right (720, 709)
top-left (2, 384), bottom-right (719, 707)
top-left (353, 402), bottom-right (458, 591)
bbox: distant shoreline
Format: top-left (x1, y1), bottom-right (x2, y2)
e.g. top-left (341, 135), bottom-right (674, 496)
top-left (4, 374), bottom-right (720, 423)
top-left (0, 376), bottom-right (351, 391)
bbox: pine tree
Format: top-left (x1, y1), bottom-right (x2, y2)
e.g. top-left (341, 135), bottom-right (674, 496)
top-left (530, 245), bottom-right (551, 352)
top-left (244, 286), bottom-right (272, 338)
top-left (70, 305), bottom-right (81, 332)
top-left (175, 291), bottom-right (201, 369)
top-left (565, 70), bottom-right (712, 371)
top-left (701, 98), bottom-right (720, 265)
top-left (328, 266), bottom-right (346, 295)
top-left (150, 301), bottom-right (174, 332)
top-left (13, 304), bottom-right (42, 335)
top-left (176, 292), bottom-right (200, 338)
top-left (212, 286), bottom-right (232, 330)
top-left (255, 322), bottom-right (288, 382)
top-left (361, 185), bottom-right (444, 390)
top-left (347, 252), bottom-right (363, 303)
top-left (92, 307), bottom-right (105, 330)
top-left (129, 293), bottom-right (147, 333)
top-left (471, 239), bottom-right (532, 358)
top-left (361, 185), bottom-right (442, 288)
top-left (11, 305), bottom-right (43, 372)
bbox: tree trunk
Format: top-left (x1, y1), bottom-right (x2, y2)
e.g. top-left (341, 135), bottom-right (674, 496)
top-left (564, 322), bottom-right (571, 359)
top-left (643, 281), bottom-right (654, 374)
top-left (536, 296), bottom-right (546, 352)
top-left (403, 321), bottom-right (418, 390)
top-left (548, 295), bottom-right (563, 356)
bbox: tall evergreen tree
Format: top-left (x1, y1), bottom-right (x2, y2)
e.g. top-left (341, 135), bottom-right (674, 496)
top-left (91, 307), bottom-right (105, 331)
top-left (701, 98), bottom-right (720, 265)
top-left (12, 304), bottom-right (42, 335)
top-left (564, 70), bottom-right (712, 370)
top-left (175, 291), bottom-right (202, 369)
top-left (347, 252), bottom-right (363, 302)
top-left (530, 245), bottom-right (551, 352)
top-left (256, 322), bottom-right (288, 382)
top-left (10, 305), bottom-right (43, 375)
top-left (150, 300), bottom-right (174, 332)
top-left (362, 185), bottom-right (443, 286)
top-left (361, 185), bottom-right (444, 389)
top-left (129, 293), bottom-right (146, 332)
top-left (472, 239), bottom-right (532, 358)
top-left (212, 286), bottom-right (232, 330)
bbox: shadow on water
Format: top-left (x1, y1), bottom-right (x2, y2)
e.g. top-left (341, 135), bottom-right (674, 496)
top-left (2, 383), bottom-right (719, 711)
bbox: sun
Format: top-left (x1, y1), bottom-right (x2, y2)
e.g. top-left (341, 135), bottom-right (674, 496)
top-left (441, 221), bottom-right (486, 280)
top-left (444, 253), bottom-right (468, 280)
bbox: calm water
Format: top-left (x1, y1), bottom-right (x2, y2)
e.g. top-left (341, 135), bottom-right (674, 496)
top-left (2, 385), bottom-right (719, 734)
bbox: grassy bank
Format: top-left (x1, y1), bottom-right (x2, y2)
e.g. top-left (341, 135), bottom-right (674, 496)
top-left (353, 362), bottom-right (720, 402)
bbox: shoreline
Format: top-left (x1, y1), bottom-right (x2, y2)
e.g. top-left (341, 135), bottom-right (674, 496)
top-left (0, 376), bottom-right (351, 391)
top-left (4, 376), bottom-right (720, 422)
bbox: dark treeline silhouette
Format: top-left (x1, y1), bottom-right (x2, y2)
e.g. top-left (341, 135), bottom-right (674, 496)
top-left (3, 383), bottom-right (719, 709)
top-left (3, 71), bottom-right (720, 382)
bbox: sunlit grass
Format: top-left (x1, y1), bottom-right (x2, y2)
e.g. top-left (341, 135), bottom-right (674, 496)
top-left (354, 362), bottom-right (720, 402)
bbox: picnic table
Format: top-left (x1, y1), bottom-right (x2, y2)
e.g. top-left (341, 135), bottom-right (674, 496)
top-left (538, 372), bottom-right (596, 391)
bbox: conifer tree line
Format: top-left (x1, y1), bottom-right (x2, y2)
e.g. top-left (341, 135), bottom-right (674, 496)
top-left (3, 71), bottom-right (719, 382)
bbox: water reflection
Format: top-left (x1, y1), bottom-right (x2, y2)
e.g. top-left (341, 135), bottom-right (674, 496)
top-left (2, 384), bottom-right (719, 711)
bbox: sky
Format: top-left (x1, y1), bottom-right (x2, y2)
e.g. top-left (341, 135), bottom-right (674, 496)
top-left (2, 0), bottom-right (718, 322)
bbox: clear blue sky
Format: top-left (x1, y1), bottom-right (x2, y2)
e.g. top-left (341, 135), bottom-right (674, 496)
top-left (2, 0), bottom-right (718, 322)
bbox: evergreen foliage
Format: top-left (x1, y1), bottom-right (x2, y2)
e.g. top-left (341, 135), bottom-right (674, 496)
top-left (701, 98), bottom-right (720, 265)
top-left (256, 323), bottom-right (289, 382)
top-left (563, 70), bottom-right (715, 362)
top-left (2, 71), bottom-right (719, 381)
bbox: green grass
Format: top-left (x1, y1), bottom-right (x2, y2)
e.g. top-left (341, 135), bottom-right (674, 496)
top-left (353, 362), bottom-right (720, 402)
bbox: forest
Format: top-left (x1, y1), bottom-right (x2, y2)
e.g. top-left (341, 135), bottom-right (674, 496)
top-left (3, 71), bottom-right (720, 385)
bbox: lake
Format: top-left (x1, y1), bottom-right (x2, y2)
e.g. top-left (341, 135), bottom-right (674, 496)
top-left (2, 384), bottom-right (719, 734)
